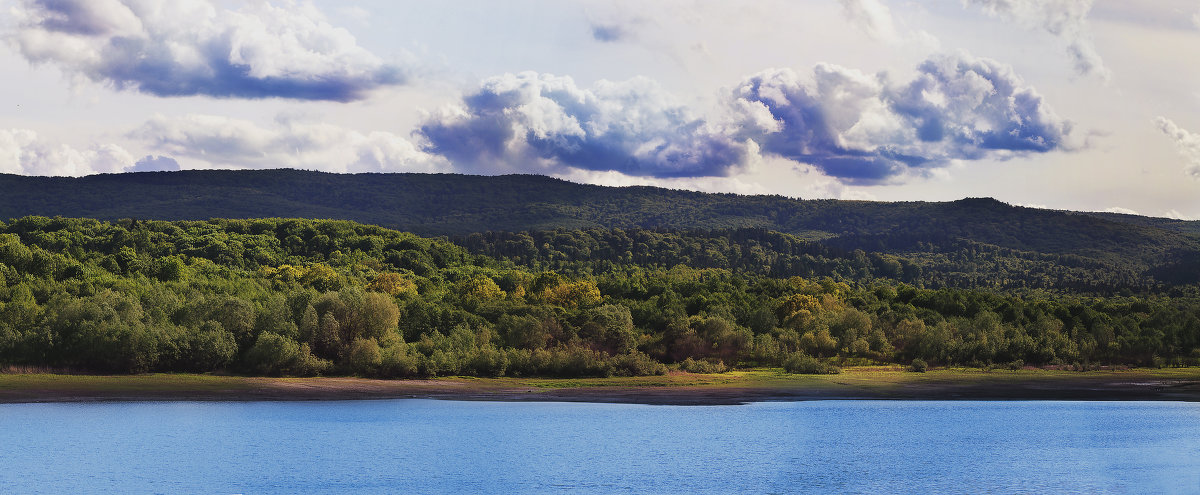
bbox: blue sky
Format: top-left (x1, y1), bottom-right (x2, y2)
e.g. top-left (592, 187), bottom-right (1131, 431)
top-left (1, 0), bottom-right (1198, 219)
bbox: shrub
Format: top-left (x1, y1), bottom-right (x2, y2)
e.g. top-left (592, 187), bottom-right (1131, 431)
top-left (908, 358), bottom-right (928, 373)
top-left (611, 352), bottom-right (668, 377)
top-left (464, 346), bottom-right (508, 377)
top-left (243, 332), bottom-right (299, 376)
top-left (293, 343), bottom-right (333, 376)
top-left (783, 352), bottom-right (840, 374)
top-left (346, 338), bottom-right (383, 375)
top-left (678, 357), bottom-right (727, 374)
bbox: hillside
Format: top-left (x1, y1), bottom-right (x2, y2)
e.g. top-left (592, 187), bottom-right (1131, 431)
top-left (1, 216), bottom-right (1197, 376)
top-left (1, 170), bottom-right (1198, 292)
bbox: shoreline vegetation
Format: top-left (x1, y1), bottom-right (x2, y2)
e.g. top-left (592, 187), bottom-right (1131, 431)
top-left (3, 368), bottom-right (1199, 406)
top-left (2, 217), bottom-right (1200, 380)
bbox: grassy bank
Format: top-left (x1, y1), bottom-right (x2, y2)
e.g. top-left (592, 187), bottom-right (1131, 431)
top-left (2, 368), bottom-right (1198, 405)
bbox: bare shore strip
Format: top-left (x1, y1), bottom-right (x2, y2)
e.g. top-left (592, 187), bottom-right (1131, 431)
top-left (2, 368), bottom-right (1199, 406)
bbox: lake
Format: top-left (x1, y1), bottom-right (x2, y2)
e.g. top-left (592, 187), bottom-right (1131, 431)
top-left (1, 400), bottom-right (1198, 494)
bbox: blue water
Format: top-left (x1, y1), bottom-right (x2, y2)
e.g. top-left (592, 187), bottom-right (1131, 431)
top-left (1, 400), bottom-right (1198, 494)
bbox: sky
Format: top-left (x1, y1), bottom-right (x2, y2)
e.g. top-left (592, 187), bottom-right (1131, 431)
top-left (1, 0), bottom-right (1199, 219)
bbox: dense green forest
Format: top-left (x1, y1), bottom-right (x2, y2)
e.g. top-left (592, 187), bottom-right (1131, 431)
top-left (4, 170), bottom-right (1198, 295)
top-left (1, 216), bottom-right (1197, 377)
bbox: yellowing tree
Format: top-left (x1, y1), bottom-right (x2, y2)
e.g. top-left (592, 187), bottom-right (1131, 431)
top-left (367, 272), bottom-right (416, 296)
top-left (462, 275), bottom-right (505, 301)
top-left (541, 280), bottom-right (602, 308)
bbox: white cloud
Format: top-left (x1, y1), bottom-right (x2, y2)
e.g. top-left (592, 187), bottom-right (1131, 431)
top-left (130, 114), bottom-right (448, 173)
top-left (6, 0), bottom-right (404, 101)
top-left (731, 52), bottom-right (1074, 184)
top-left (553, 156), bottom-right (874, 200)
top-left (0, 129), bottom-right (133, 176)
top-left (1162, 209), bottom-right (1195, 221)
top-left (964, 0), bottom-right (1110, 80)
top-left (418, 53), bottom-right (1072, 186)
top-left (1102, 206), bottom-right (1139, 215)
top-left (1154, 117), bottom-right (1200, 179)
top-left (419, 71), bottom-right (759, 178)
top-left (839, 0), bottom-right (900, 42)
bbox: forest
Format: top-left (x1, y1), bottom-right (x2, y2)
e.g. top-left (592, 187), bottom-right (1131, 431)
top-left (1, 216), bottom-right (1197, 378)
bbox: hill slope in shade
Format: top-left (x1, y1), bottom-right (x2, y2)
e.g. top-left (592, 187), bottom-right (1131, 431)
top-left (1, 170), bottom-right (1197, 277)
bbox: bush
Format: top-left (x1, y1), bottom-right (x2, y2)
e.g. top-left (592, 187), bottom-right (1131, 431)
top-left (293, 343), bottom-right (333, 376)
top-left (611, 352), bottom-right (668, 377)
top-left (908, 358), bottom-right (928, 373)
top-left (346, 338), bottom-right (383, 375)
top-left (783, 352), bottom-right (840, 374)
top-left (243, 332), bottom-right (299, 376)
top-left (188, 321), bottom-right (237, 371)
top-left (678, 357), bottom-right (727, 374)
top-left (464, 346), bottom-right (508, 377)
top-left (379, 345), bottom-right (419, 378)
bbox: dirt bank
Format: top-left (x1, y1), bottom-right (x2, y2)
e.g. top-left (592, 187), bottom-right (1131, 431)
top-left (2, 368), bottom-right (1198, 405)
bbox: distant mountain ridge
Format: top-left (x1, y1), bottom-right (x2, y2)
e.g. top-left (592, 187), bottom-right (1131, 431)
top-left (1, 170), bottom-right (1197, 283)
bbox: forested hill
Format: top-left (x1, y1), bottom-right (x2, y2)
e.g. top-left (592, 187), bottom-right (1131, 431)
top-left (1, 170), bottom-right (1198, 276)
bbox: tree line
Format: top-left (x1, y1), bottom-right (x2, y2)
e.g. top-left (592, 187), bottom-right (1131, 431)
top-left (0, 216), bottom-right (1197, 377)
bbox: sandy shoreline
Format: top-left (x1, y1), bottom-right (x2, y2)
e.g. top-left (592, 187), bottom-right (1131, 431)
top-left (2, 369), bottom-right (1199, 405)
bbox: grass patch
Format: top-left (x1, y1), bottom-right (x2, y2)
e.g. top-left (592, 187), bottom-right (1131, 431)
top-left (1, 367), bottom-right (1196, 402)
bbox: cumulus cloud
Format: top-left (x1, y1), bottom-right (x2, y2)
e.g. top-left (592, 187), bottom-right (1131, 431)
top-left (965, 0), bottom-right (1109, 80)
top-left (7, 0), bottom-right (404, 101)
top-left (418, 72), bottom-right (758, 178)
top-left (731, 52), bottom-right (1073, 184)
top-left (130, 114), bottom-right (448, 173)
top-left (1155, 117), bottom-right (1200, 179)
top-left (129, 154), bottom-right (180, 172)
top-left (839, 0), bottom-right (900, 42)
top-left (0, 129), bottom-right (133, 176)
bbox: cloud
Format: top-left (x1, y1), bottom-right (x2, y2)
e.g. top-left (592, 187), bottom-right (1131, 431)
top-left (964, 0), bottom-right (1109, 80)
top-left (1102, 206), bottom-right (1139, 215)
top-left (130, 114), bottom-right (448, 173)
top-left (839, 0), bottom-right (900, 42)
top-left (1155, 117), bottom-right (1200, 179)
top-left (730, 52), bottom-right (1073, 184)
top-left (1163, 209), bottom-right (1195, 221)
top-left (418, 72), bottom-right (758, 178)
top-left (129, 155), bottom-right (180, 172)
top-left (0, 129), bottom-right (133, 176)
top-left (7, 0), bottom-right (404, 101)
top-left (591, 24), bottom-right (631, 43)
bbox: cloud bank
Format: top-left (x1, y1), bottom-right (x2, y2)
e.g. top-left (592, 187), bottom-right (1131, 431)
top-left (131, 114), bottom-right (447, 173)
top-left (8, 0), bottom-right (404, 101)
top-left (0, 129), bottom-right (133, 176)
top-left (1155, 117), bottom-right (1200, 179)
top-left (965, 0), bottom-right (1109, 80)
top-left (731, 53), bottom-right (1073, 184)
top-left (418, 54), bottom-right (1071, 184)
top-left (418, 72), bottom-right (758, 178)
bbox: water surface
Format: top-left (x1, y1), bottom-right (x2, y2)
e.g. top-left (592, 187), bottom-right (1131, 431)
top-left (1, 400), bottom-right (1198, 494)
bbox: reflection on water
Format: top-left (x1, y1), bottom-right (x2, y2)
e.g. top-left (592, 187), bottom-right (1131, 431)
top-left (1, 400), bottom-right (1198, 494)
